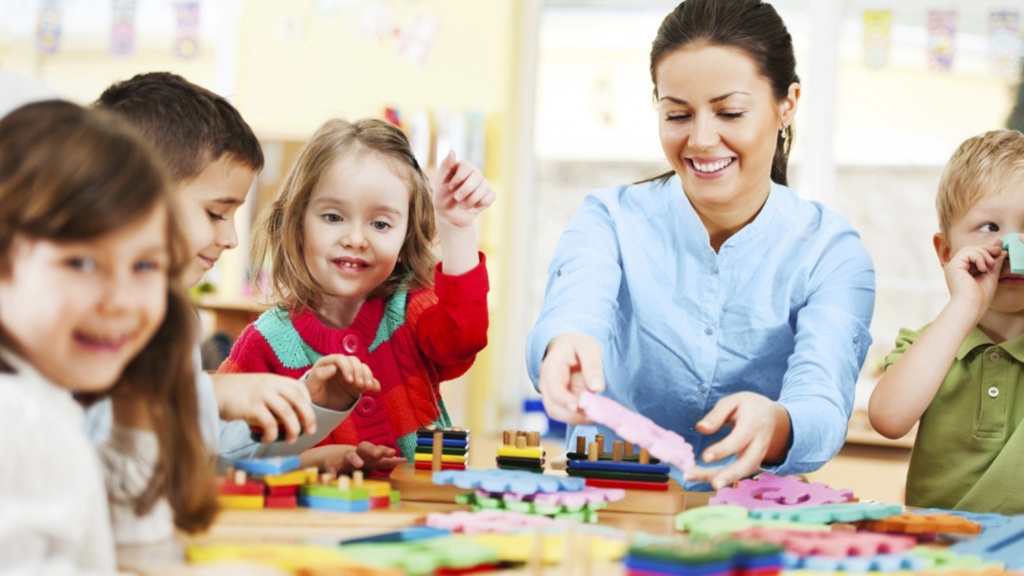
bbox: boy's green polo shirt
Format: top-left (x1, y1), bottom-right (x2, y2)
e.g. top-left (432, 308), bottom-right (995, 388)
top-left (884, 326), bottom-right (1024, 514)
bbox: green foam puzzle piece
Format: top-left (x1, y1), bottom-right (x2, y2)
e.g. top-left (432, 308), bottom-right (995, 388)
top-left (1003, 233), bottom-right (1024, 274)
top-left (750, 502), bottom-right (903, 524)
top-left (675, 505), bottom-right (829, 537)
top-left (911, 546), bottom-right (1006, 569)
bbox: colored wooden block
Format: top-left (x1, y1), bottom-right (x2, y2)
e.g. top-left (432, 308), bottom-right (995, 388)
top-left (567, 451), bottom-right (663, 464)
top-left (360, 479), bottom-right (392, 498)
top-left (567, 468), bottom-right (670, 483)
top-left (568, 459), bottom-right (672, 475)
top-left (860, 512), bottom-right (982, 535)
top-left (340, 526), bottom-right (451, 544)
top-left (415, 427), bottom-right (469, 440)
top-left (218, 494), bottom-right (264, 509)
top-left (496, 446), bottom-right (545, 459)
top-left (265, 494), bottom-right (298, 508)
top-left (416, 437), bottom-right (468, 448)
top-left (262, 468), bottom-right (317, 487)
top-left (234, 455), bottom-right (301, 476)
top-left (751, 502), bottom-right (903, 524)
top-left (218, 477), bottom-right (264, 496)
top-left (577, 390), bottom-right (696, 472)
top-left (950, 515), bottom-right (1024, 568)
top-left (414, 445), bottom-right (468, 456)
top-left (368, 495), bottom-right (392, 510)
top-left (186, 543), bottom-right (375, 573)
top-left (468, 531), bottom-right (628, 564)
top-left (432, 469), bottom-right (585, 495)
top-left (414, 461), bottom-right (466, 471)
top-left (300, 484), bottom-right (370, 501)
top-left (267, 484), bottom-right (299, 497)
top-left (709, 473), bottom-right (853, 509)
top-left (1003, 232), bottom-right (1024, 274)
top-left (298, 494), bottom-right (370, 512)
top-left (733, 527), bottom-right (916, 558)
top-left (585, 478), bottom-right (669, 491)
top-left (413, 453), bottom-right (468, 464)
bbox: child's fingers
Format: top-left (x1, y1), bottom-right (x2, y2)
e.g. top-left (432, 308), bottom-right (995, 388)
top-left (451, 169), bottom-right (484, 203)
top-left (433, 150), bottom-right (458, 190)
top-left (250, 408), bottom-right (280, 444)
top-left (376, 456), bottom-right (406, 471)
top-left (459, 181), bottom-right (494, 209)
top-left (276, 381), bottom-right (317, 436)
top-left (263, 393), bottom-right (304, 444)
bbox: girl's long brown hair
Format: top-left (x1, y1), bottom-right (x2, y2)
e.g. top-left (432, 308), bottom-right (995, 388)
top-left (0, 100), bottom-right (218, 533)
top-left (253, 118), bottom-right (437, 312)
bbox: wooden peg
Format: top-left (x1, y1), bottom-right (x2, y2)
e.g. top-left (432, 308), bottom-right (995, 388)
top-left (575, 436), bottom-right (586, 454)
top-left (352, 470), bottom-right (364, 487)
top-left (452, 426), bottom-right (463, 431)
top-left (587, 441), bottom-right (599, 462)
top-left (625, 442), bottom-right (634, 457)
top-left (320, 472), bottom-right (333, 485)
top-left (337, 476), bottom-right (351, 490)
top-left (233, 469), bottom-right (245, 485)
top-left (612, 440), bottom-right (623, 462)
top-left (432, 430), bottom-right (444, 472)
top-left (528, 431), bottom-right (541, 447)
top-left (503, 430), bottom-right (512, 445)
top-left (515, 436), bottom-right (526, 449)
top-left (638, 447), bottom-right (650, 465)
top-left (594, 434), bottom-right (604, 454)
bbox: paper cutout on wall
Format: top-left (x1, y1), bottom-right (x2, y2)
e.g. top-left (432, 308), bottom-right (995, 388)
top-left (36, 0), bottom-right (62, 56)
top-left (927, 10), bottom-right (956, 72)
top-left (354, 0), bottom-right (398, 42)
top-left (989, 11), bottom-right (1021, 80)
top-left (175, 0), bottom-right (201, 60)
top-left (110, 0), bottom-right (137, 58)
top-left (397, 13), bottom-right (440, 67)
top-left (863, 11), bottom-right (891, 69)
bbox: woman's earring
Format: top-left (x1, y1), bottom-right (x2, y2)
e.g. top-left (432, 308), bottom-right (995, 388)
top-left (779, 124), bottom-right (789, 140)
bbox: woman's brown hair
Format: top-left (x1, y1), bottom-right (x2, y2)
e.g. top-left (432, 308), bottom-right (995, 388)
top-left (253, 118), bottom-right (437, 312)
top-left (0, 100), bottom-right (218, 533)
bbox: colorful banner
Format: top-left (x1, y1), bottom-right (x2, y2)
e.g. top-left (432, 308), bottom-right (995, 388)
top-left (864, 10), bottom-right (892, 69)
top-left (175, 0), bottom-right (200, 59)
top-left (36, 0), bottom-right (62, 56)
top-left (927, 10), bottom-right (956, 72)
top-left (990, 10), bottom-right (1021, 79)
top-left (110, 0), bottom-right (137, 57)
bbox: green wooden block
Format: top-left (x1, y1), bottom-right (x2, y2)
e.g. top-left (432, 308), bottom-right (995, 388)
top-left (299, 484), bottom-right (369, 501)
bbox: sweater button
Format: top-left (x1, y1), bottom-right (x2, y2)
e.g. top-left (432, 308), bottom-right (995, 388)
top-left (342, 334), bottom-right (360, 354)
top-left (357, 396), bottom-right (378, 416)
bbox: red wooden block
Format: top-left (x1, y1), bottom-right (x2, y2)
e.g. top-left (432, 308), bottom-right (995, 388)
top-left (218, 477), bottom-right (264, 496)
top-left (368, 495), bottom-right (392, 510)
top-left (415, 461), bottom-right (467, 471)
top-left (586, 478), bottom-right (669, 491)
top-left (266, 485), bottom-right (299, 497)
top-left (265, 495), bottom-right (297, 508)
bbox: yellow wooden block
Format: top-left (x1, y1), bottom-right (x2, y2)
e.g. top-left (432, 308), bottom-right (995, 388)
top-left (188, 543), bottom-right (352, 570)
top-left (218, 495), bottom-right (264, 509)
top-left (360, 479), bottom-right (392, 498)
top-left (467, 532), bottom-right (625, 564)
top-left (262, 469), bottom-right (316, 487)
top-left (496, 446), bottom-right (545, 459)
top-left (412, 453), bottom-right (468, 464)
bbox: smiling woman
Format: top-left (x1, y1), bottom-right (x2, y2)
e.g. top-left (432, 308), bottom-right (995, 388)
top-left (527, 0), bottom-right (876, 492)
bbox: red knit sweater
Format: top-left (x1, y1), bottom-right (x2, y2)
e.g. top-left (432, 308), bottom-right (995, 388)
top-left (218, 257), bottom-right (489, 460)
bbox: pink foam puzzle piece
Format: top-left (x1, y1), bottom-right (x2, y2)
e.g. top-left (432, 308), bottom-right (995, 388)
top-left (477, 486), bottom-right (626, 508)
top-left (709, 472), bottom-right (854, 509)
top-left (577, 391), bottom-right (695, 472)
top-left (426, 510), bottom-right (556, 534)
top-left (735, 527), bottom-right (916, 558)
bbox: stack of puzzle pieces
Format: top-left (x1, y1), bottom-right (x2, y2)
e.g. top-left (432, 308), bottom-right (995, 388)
top-left (496, 429), bottom-right (545, 473)
top-left (565, 434), bottom-right (672, 491)
top-left (625, 537), bottom-right (784, 576)
top-left (217, 455), bottom-right (399, 512)
top-left (413, 426), bottom-right (469, 471)
top-left (434, 469), bottom-right (624, 523)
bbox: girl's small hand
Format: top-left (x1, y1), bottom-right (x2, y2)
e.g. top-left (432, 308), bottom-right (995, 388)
top-left (683, 392), bottom-right (791, 490)
top-left (537, 333), bottom-right (605, 424)
top-left (305, 354), bottom-right (380, 412)
top-left (432, 150), bottom-right (496, 230)
top-left (212, 373), bottom-right (317, 444)
top-left (944, 241), bottom-right (1004, 318)
top-left (307, 442), bottom-right (406, 476)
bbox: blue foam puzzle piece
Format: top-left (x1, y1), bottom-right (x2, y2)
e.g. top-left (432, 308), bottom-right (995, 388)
top-left (566, 459), bottom-right (671, 475)
top-left (298, 494), bottom-right (370, 512)
top-left (786, 553), bottom-right (924, 571)
top-left (432, 469), bottom-right (584, 495)
top-left (951, 515), bottom-right (1024, 568)
top-left (234, 455), bottom-right (301, 476)
top-left (339, 526), bottom-right (451, 544)
top-left (751, 502), bottom-right (903, 524)
top-left (415, 437), bottom-right (469, 448)
top-left (1002, 233), bottom-right (1024, 274)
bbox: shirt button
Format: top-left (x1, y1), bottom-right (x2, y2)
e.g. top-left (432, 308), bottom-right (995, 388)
top-left (698, 384), bottom-right (708, 393)
top-left (711, 265), bottom-right (719, 274)
top-left (989, 387), bottom-right (1000, 398)
top-left (853, 334), bottom-right (861, 344)
top-left (704, 326), bottom-right (714, 336)
top-left (357, 396), bottom-right (378, 415)
top-left (342, 334), bottom-right (360, 354)
top-left (989, 352), bottom-right (1001, 362)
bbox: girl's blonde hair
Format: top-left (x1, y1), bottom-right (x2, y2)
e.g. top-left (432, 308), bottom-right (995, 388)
top-left (0, 100), bottom-right (218, 533)
top-left (253, 118), bottom-right (437, 311)
top-left (937, 129), bottom-right (1024, 235)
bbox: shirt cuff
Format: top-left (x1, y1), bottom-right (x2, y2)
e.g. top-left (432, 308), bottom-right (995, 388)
top-left (434, 252), bottom-right (489, 303)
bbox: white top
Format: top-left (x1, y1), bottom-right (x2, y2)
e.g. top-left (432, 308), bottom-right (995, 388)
top-left (0, 349), bottom-right (121, 575)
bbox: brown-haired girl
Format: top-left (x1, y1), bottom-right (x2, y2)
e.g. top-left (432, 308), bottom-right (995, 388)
top-left (0, 100), bottom-right (218, 571)
top-left (220, 118), bottom-right (494, 472)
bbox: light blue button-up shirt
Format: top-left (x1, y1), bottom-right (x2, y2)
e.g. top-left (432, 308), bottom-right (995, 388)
top-left (527, 175), bottom-right (875, 489)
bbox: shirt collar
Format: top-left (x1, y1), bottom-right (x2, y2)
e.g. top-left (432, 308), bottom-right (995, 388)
top-left (956, 327), bottom-right (1024, 362)
top-left (0, 347), bottom-right (85, 425)
top-left (672, 175), bottom-right (783, 248)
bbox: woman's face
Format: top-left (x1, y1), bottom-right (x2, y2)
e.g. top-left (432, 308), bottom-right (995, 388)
top-left (656, 43), bottom-right (798, 215)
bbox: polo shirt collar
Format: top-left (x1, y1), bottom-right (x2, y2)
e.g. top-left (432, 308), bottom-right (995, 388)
top-left (956, 327), bottom-right (1024, 362)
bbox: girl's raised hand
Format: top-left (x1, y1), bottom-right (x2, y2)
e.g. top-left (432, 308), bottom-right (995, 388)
top-left (305, 354), bottom-right (380, 412)
top-left (432, 150), bottom-right (496, 230)
top-left (536, 333), bottom-right (605, 424)
top-left (683, 391), bottom-right (791, 490)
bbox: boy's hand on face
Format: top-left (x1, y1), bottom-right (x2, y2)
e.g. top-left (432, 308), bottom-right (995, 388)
top-left (945, 240), bottom-right (1005, 318)
top-left (211, 373), bottom-right (317, 444)
top-left (305, 354), bottom-right (380, 412)
top-left (432, 150), bottom-right (496, 230)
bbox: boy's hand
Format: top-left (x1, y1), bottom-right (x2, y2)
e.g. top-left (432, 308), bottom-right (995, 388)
top-left (211, 373), bottom-right (316, 444)
top-left (537, 333), bottom-right (605, 424)
top-left (432, 150), bottom-right (496, 230)
top-left (683, 392), bottom-right (791, 490)
top-left (305, 354), bottom-right (380, 412)
top-left (945, 240), bottom-right (1005, 320)
top-left (302, 442), bottom-right (406, 476)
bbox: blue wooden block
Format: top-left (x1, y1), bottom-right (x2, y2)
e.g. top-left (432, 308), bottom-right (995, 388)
top-left (234, 455), bottom-right (301, 476)
top-left (951, 515), bottom-right (1024, 568)
top-left (298, 494), bottom-right (370, 512)
top-left (432, 469), bottom-right (584, 495)
top-left (566, 459), bottom-right (671, 475)
top-left (1003, 233), bottom-right (1024, 274)
top-left (415, 437), bottom-right (469, 448)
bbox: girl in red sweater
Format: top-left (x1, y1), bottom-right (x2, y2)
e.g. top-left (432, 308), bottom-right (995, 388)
top-left (219, 118), bottom-right (493, 473)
